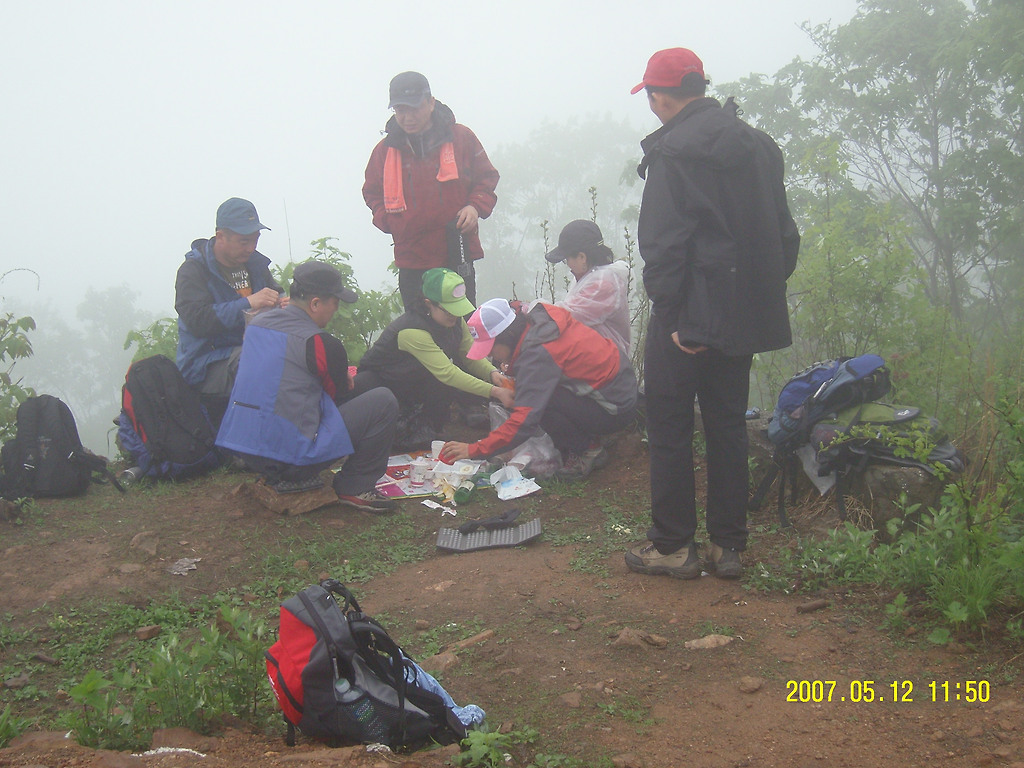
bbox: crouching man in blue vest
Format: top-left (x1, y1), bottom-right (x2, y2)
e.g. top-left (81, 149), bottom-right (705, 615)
top-left (216, 261), bottom-right (399, 513)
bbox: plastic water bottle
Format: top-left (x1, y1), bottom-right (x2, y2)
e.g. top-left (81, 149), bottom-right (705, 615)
top-left (335, 677), bottom-right (360, 702)
top-left (334, 678), bottom-right (379, 731)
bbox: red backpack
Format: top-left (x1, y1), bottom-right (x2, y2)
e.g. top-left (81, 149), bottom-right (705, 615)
top-left (265, 579), bottom-right (467, 749)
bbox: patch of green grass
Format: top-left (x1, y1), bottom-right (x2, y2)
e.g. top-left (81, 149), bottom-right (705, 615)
top-left (595, 694), bottom-right (653, 731)
top-left (0, 616), bottom-right (31, 651)
top-left (255, 512), bottom-right (429, 590)
top-left (538, 477), bottom-right (588, 497)
top-left (558, 495), bottom-right (650, 576)
top-left (398, 617), bottom-right (486, 659)
top-left (693, 620), bottom-right (736, 637)
top-left (545, 494), bottom-right (651, 575)
top-left (53, 606), bottom-right (272, 751)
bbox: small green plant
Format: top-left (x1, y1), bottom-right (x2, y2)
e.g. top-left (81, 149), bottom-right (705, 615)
top-left (927, 627), bottom-right (952, 646)
top-left (123, 317), bottom-right (178, 361)
top-left (745, 555), bottom-right (797, 594)
top-left (275, 238), bottom-right (401, 362)
top-left (454, 725), bottom-right (538, 768)
top-left (883, 592), bottom-right (909, 633)
top-left (0, 703), bottom-right (30, 748)
top-left (0, 617), bottom-right (31, 652)
top-left (596, 695), bottom-right (651, 726)
top-left (792, 523), bottom-right (879, 589)
top-left (66, 669), bottom-right (147, 751)
top-left (0, 309), bottom-right (36, 443)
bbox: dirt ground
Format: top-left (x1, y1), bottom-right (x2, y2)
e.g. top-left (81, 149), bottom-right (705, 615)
top-left (1, 430), bottom-right (1022, 768)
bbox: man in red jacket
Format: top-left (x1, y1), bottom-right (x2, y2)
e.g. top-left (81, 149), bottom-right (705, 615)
top-left (363, 71), bottom-right (499, 310)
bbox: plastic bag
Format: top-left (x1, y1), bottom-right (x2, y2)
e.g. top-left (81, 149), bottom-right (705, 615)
top-left (487, 403), bottom-right (562, 478)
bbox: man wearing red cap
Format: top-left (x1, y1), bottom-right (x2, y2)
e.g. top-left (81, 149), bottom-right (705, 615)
top-left (625, 48), bottom-right (800, 580)
top-left (363, 72), bottom-right (499, 311)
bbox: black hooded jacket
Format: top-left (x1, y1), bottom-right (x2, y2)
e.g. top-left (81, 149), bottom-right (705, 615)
top-left (637, 97), bottom-right (799, 356)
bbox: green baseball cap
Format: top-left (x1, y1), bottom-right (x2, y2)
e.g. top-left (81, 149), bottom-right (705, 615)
top-left (422, 268), bottom-right (475, 317)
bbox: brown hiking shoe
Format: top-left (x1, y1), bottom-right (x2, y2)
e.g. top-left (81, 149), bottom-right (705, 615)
top-left (707, 543), bottom-right (743, 579)
top-left (624, 541), bottom-right (701, 580)
top-left (555, 446), bottom-right (610, 480)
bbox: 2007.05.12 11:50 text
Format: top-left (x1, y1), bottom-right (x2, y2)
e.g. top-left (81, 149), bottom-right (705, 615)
top-left (786, 680), bottom-right (991, 703)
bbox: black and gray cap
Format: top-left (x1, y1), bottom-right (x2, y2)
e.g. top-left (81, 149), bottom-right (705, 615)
top-left (544, 220), bottom-right (606, 263)
top-left (290, 261), bottom-right (358, 303)
top-left (388, 71), bottom-right (431, 108)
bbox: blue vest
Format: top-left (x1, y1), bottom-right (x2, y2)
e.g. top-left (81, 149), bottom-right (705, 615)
top-left (216, 305), bottom-right (353, 465)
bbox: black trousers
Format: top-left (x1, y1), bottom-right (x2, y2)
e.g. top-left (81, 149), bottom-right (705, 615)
top-left (644, 316), bottom-right (751, 552)
top-left (540, 387), bottom-right (635, 458)
top-left (351, 367), bottom-right (455, 431)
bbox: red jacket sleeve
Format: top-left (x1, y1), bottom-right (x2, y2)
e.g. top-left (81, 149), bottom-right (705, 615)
top-left (456, 125), bottom-right (499, 219)
top-left (305, 332), bottom-right (350, 404)
top-left (362, 140), bottom-right (390, 234)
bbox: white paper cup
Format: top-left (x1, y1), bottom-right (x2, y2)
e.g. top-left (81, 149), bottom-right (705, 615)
top-left (431, 440), bottom-right (445, 460)
top-left (409, 459), bottom-right (429, 487)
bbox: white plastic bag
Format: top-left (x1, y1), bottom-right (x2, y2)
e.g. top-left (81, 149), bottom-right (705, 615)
top-left (487, 403), bottom-right (562, 478)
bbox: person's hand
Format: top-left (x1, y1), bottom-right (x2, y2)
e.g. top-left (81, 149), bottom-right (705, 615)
top-left (490, 370), bottom-right (514, 389)
top-left (278, 295), bottom-right (290, 308)
top-left (490, 385), bottom-right (515, 409)
top-left (248, 287), bottom-right (282, 310)
top-left (455, 205), bottom-right (479, 234)
top-left (671, 331), bottom-right (708, 354)
top-left (440, 441), bottom-right (471, 463)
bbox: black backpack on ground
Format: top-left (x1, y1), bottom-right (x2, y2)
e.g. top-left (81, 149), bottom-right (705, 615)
top-left (265, 579), bottom-right (467, 750)
top-left (0, 395), bottom-right (119, 500)
top-left (119, 355), bottom-right (220, 479)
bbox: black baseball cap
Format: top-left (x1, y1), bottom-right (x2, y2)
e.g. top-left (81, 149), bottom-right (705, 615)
top-left (388, 71), bottom-right (431, 108)
top-left (544, 220), bottom-right (605, 263)
top-left (290, 261), bottom-right (358, 303)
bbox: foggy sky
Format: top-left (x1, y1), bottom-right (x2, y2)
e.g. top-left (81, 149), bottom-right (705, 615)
top-left (1, 0), bottom-right (857, 317)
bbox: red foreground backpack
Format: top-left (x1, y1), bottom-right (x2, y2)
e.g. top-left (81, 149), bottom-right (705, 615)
top-left (265, 579), bottom-right (467, 749)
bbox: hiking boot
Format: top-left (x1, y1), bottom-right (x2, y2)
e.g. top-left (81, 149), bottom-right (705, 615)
top-left (624, 541), bottom-right (701, 580)
top-left (555, 446), bottom-right (610, 479)
top-left (336, 490), bottom-right (396, 514)
top-left (586, 444), bottom-right (610, 471)
top-left (707, 543), bottom-right (743, 579)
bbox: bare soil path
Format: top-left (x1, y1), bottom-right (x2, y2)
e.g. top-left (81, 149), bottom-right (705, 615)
top-left (1, 433), bottom-right (1021, 767)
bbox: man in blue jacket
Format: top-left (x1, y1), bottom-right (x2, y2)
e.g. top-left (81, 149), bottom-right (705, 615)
top-left (216, 261), bottom-right (398, 512)
top-left (174, 198), bottom-right (286, 423)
